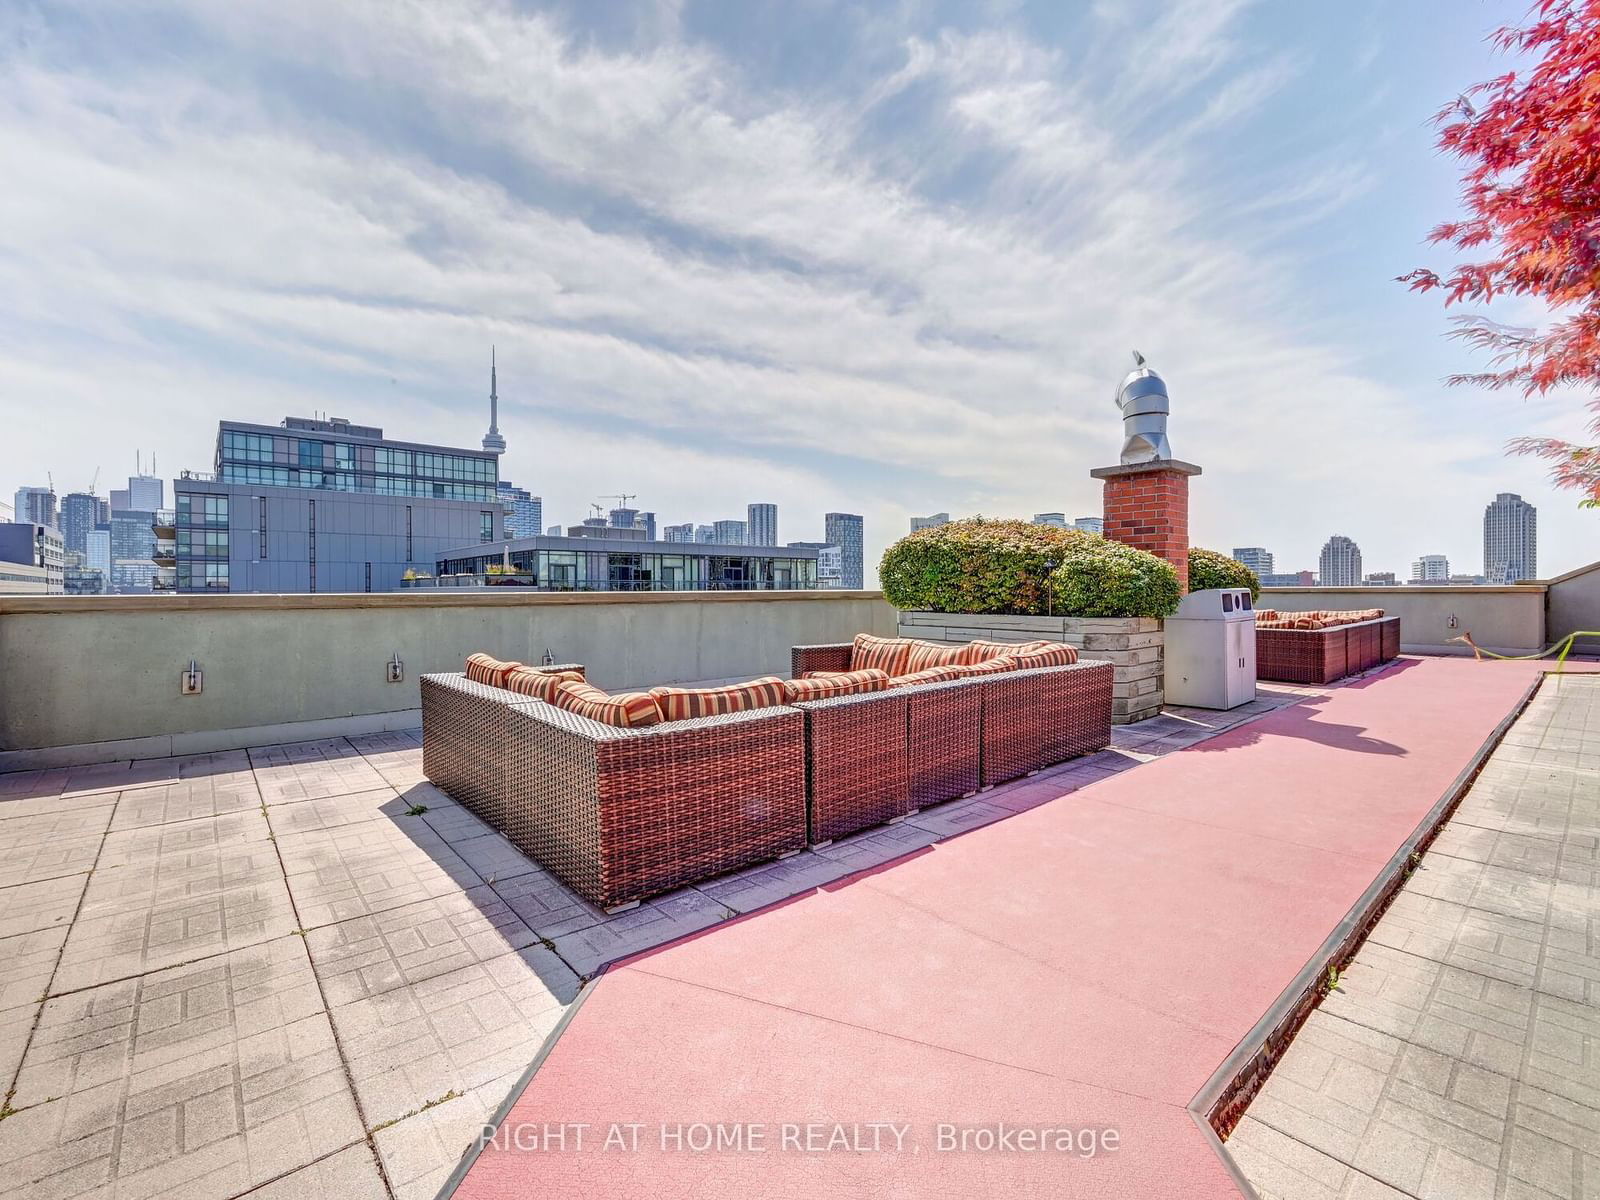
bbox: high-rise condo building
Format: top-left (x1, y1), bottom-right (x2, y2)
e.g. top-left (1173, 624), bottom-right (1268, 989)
top-left (712, 519), bottom-right (747, 545)
top-left (1073, 517), bottom-right (1104, 535)
top-left (1032, 513), bottom-right (1067, 527)
top-left (59, 492), bottom-right (110, 557)
top-left (1318, 535), bottom-right (1363, 587)
top-left (662, 523), bottom-right (695, 543)
top-left (746, 503), bottom-right (778, 546)
top-left (1232, 547), bottom-right (1274, 576)
top-left (825, 512), bottom-right (864, 588)
top-left (12, 487), bottom-right (57, 530)
top-left (1483, 493), bottom-right (1537, 584)
top-left (910, 513), bottom-right (949, 532)
top-left (695, 524), bottom-right (715, 543)
top-left (497, 482), bottom-right (542, 539)
top-left (1411, 554), bottom-right (1450, 583)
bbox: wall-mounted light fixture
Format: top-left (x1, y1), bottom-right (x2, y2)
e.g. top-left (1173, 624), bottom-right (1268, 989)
top-left (387, 652), bottom-right (404, 683)
top-left (1448, 613), bottom-right (1458, 629)
top-left (181, 660), bottom-right (203, 696)
top-left (541, 648), bottom-right (555, 667)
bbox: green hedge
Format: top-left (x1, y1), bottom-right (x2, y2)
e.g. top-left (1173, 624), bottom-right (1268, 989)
top-left (1188, 547), bottom-right (1260, 599)
top-left (878, 517), bottom-right (1181, 619)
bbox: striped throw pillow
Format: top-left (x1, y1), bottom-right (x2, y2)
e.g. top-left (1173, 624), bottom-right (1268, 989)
top-left (649, 677), bottom-right (787, 722)
top-left (903, 640), bottom-right (972, 673)
top-left (553, 681), bottom-right (664, 728)
top-left (1002, 642), bottom-right (1079, 669)
top-left (951, 657), bottom-right (1016, 678)
top-left (783, 668), bottom-right (890, 703)
top-left (504, 667), bottom-right (584, 703)
top-left (968, 639), bottom-right (1032, 662)
top-left (465, 653), bottom-right (522, 688)
top-left (1254, 610), bottom-right (1279, 623)
top-left (850, 634), bottom-right (914, 678)
top-left (890, 665), bottom-right (966, 688)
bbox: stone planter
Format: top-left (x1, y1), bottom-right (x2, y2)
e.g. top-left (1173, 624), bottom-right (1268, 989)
top-left (897, 611), bottom-right (1164, 724)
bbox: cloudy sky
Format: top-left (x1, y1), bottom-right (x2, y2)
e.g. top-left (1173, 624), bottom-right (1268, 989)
top-left (1, 0), bottom-right (1592, 582)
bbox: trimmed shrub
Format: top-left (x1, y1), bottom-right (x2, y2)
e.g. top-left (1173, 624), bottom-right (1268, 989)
top-left (1048, 538), bottom-right (1181, 619)
top-left (879, 517), bottom-right (1181, 619)
top-left (1188, 547), bottom-right (1260, 600)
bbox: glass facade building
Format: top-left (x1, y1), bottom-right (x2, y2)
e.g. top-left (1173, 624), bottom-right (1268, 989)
top-left (169, 416), bottom-right (501, 594)
top-left (433, 534), bottom-right (819, 592)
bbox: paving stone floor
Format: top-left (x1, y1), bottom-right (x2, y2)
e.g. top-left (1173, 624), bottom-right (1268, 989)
top-left (0, 682), bottom-right (1320, 1200)
top-left (1230, 673), bottom-right (1600, 1200)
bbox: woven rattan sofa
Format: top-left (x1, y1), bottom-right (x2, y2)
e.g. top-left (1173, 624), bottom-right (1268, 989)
top-left (1254, 614), bottom-right (1401, 685)
top-left (791, 643), bottom-right (1113, 843)
top-left (421, 670), bottom-right (806, 910)
top-left (421, 636), bottom-right (1115, 908)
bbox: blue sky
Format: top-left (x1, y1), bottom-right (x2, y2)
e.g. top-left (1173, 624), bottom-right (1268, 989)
top-left (1, 0), bottom-right (1592, 582)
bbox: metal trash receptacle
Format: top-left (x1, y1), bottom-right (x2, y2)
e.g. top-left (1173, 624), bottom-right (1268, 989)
top-left (1163, 587), bottom-right (1256, 709)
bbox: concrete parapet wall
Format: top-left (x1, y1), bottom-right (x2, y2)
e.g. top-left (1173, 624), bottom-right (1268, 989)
top-left (0, 590), bottom-right (898, 765)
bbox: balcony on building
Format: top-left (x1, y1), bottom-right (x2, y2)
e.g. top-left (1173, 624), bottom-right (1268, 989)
top-left (151, 509), bottom-right (176, 539)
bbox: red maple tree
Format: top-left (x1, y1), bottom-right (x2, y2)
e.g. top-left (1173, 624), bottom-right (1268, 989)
top-left (1400, 0), bottom-right (1600, 502)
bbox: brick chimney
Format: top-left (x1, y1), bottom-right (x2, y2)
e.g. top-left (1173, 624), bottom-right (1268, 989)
top-left (1089, 460), bottom-right (1202, 593)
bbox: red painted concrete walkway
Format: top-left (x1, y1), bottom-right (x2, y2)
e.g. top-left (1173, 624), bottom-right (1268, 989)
top-left (454, 659), bottom-right (1587, 1199)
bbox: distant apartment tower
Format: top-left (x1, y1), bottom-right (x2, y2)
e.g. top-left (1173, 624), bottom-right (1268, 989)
top-left (1318, 536), bottom-right (1363, 587)
top-left (1032, 513), bottom-right (1067, 528)
top-left (12, 486), bottom-right (57, 530)
top-left (168, 414), bottom-right (499, 593)
top-left (662, 523), bottom-right (695, 543)
top-left (1365, 572), bottom-right (1399, 586)
top-left (1073, 517), bottom-right (1104, 535)
top-left (910, 513), bottom-right (949, 532)
top-left (825, 512), bottom-right (864, 589)
top-left (496, 482), bottom-right (543, 539)
top-left (694, 524), bottom-right (715, 543)
top-left (638, 511), bottom-right (657, 541)
top-left (1231, 547), bottom-right (1274, 576)
top-left (1411, 554), bottom-right (1450, 583)
top-left (59, 492), bottom-right (110, 556)
top-left (546, 524), bottom-right (561, 537)
top-left (747, 503), bottom-right (778, 546)
top-left (1483, 493), bottom-right (1537, 583)
top-left (712, 519), bottom-right (747, 545)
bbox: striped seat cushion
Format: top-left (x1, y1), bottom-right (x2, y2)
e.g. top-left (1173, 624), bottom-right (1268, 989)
top-left (903, 640), bottom-right (977, 673)
top-left (553, 681), bottom-right (664, 728)
top-left (783, 668), bottom-right (890, 703)
top-left (1001, 641), bottom-right (1079, 669)
top-left (850, 634), bottom-right (914, 678)
top-left (1254, 610), bottom-right (1279, 623)
top-left (890, 665), bottom-right (966, 688)
top-left (952, 657), bottom-right (1017, 678)
top-left (649, 677), bottom-right (786, 722)
top-left (503, 667), bottom-right (585, 703)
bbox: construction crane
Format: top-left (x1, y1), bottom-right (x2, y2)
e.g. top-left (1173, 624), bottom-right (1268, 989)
top-left (87, 467), bottom-right (99, 494)
top-left (599, 493), bottom-right (638, 509)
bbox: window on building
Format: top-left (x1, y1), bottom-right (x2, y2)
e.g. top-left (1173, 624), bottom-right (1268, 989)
top-left (480, 511), bottom-right (495, 543)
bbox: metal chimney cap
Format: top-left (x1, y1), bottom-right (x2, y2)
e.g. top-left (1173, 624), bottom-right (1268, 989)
top-left (1114, 350), bottom-right (1174, 465)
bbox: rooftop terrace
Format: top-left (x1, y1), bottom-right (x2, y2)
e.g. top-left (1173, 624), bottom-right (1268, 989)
top-left (0, 590), bottom-right (1596, 1199)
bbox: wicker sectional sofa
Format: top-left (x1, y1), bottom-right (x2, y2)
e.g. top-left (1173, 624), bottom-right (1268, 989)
top-left (421, 636), bottom-right (1114, 909)
top-left (1254, 614), bottom-right (1401, 685)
